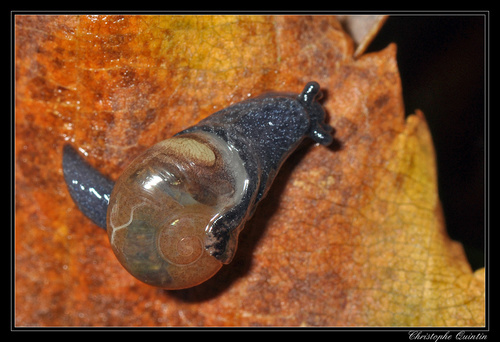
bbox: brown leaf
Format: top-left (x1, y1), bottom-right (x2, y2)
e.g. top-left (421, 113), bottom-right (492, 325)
top-left (337, 15), bottom-right (388, 57)
top-left (15, 15), bottom-right (484, 326)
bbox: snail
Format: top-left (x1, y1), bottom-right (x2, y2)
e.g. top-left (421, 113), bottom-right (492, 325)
top-left (63, 81), bottom-right (333, 290)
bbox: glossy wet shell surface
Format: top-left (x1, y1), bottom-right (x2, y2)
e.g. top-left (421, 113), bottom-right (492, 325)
top-left (106, 132), bottom-right (247, 289)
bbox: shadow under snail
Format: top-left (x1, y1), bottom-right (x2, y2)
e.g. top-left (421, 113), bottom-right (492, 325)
top-left (63, 81), bottom-right (334, 290)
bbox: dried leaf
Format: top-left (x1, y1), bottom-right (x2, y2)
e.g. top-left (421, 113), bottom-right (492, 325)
top-left (15, 15), bottom-right (484, 326)
top-left (337, 15), bottom-right (388, 57)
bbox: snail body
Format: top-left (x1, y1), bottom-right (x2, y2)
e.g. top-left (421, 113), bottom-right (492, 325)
top-left (63, 81), bottom-right (333, 289)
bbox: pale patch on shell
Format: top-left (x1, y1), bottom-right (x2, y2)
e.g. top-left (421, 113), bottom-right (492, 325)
top-left (158, 137), bottom-right (216, 167)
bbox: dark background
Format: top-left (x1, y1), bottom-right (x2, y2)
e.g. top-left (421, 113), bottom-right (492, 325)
top-left (367, 15), bottom-right (486, 270)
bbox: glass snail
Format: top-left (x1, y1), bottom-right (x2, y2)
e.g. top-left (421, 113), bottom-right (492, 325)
top-left (63, 81), bottom-right (333, 290)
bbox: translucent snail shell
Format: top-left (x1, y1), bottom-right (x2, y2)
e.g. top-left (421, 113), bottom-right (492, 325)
top-left (106, 133), bottom-right (247, 288)
top-left (62, 81), bottom-right (333, 290)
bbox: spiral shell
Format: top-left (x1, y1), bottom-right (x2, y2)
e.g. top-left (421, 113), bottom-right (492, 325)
top-left (106, 132), bottom-right (248, 289)
top-left (63, 82), bottom-right (333, 290)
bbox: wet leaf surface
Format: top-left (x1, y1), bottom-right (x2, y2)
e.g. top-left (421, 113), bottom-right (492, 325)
top-left (15, 15), bottom-right (484, 326)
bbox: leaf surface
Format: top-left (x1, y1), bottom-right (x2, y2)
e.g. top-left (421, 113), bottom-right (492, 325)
top-left (15, 15), bottom-right (484, 326)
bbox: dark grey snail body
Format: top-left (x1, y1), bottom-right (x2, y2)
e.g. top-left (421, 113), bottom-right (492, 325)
top-left (63, 81), bottom-right (333, 289)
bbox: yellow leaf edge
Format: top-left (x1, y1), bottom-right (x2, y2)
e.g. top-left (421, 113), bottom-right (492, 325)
top-left (399, 111), bottom-right (485, 326)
